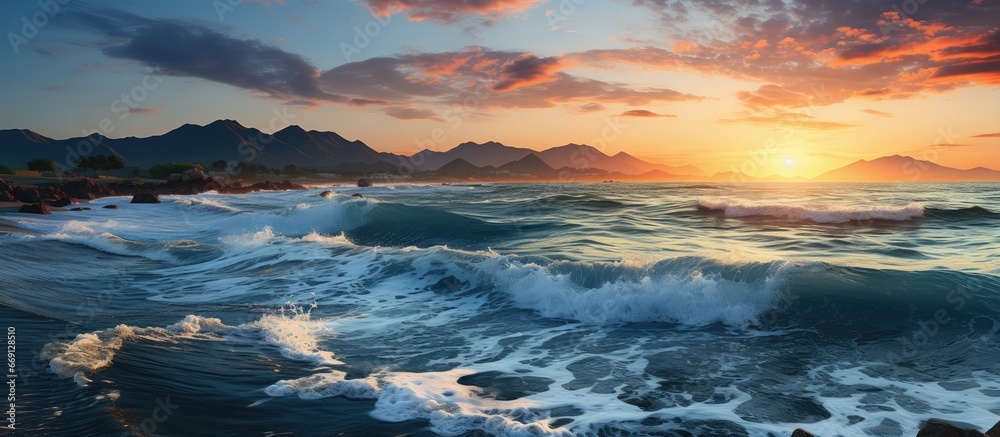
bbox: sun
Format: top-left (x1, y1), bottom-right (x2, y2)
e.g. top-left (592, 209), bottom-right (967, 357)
top-left (783, 158), bottom-right (795, 166)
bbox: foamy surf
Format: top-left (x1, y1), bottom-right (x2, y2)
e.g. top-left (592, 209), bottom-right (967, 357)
top-left (6, 182), bottom-right (998, 436)
top-left (40, 307), bottom-right (336, 386)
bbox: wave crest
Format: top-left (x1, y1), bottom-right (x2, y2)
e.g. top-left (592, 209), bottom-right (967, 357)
top-left (698, 198), bottom-right (925, 223)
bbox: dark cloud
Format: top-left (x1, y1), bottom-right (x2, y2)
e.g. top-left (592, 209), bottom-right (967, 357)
top-left (361, 0), bottom-right (544, 23)
top-left (319, 56), bottom-right (449, 101)
top-left (383, 107), bottom-right (443, 121)
top-left (320, 48), bottom-right (701, 110)
top-left (128, 107), bottom-right (157, 115)
top-left (56, 8), bottom-right (703, 115)
top-left (350, 98), bottom-right (391, 107)
top-left (620, 109), bottom-right (676, 117)
top-left (60, 8), bottom-right (345, 104)
top-left (493, 54), bottom-right (562, 91)
top-left (970, 133), bottom-right (1000, 138)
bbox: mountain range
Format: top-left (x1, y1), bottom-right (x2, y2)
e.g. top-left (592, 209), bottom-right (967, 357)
top-left (0, 119), bottom-right (702, 177)
top-left (1, 120), bottom-right (997, 181)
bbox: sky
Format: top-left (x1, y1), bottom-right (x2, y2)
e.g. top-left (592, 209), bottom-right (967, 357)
top-left (0, 0), bottom-right (998, 178)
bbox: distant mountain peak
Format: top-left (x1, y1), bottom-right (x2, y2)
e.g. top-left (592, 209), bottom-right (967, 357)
top-left (816, 154), bottom-right (999, 182)
top-left (456, 140), bottom-right (507, 148)
top-left (275, 125), bottom-right (307, 135)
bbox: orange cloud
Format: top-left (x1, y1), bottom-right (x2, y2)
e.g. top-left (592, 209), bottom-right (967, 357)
top-left (620, 109), bottom-right (676, 117)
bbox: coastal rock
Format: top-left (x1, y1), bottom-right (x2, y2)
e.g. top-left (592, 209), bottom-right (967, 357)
top-left (351, 193), bottom-right (363, 198)
top-left (0, 179), bottom-right (15, 202)
top-left (180, 168), bottom-right (206, 183)
top-left (357, 178), bottom-right (372, 187)
top-left (12, 186), bottom-right (43, 203)
top-left (131, 193), bottom-right (162, 203)
top-left (18, 203), bottom-right (51, 214)
top-left (917, 419), bottom-right (987, 437)
top-left (70, 207), bottom-right (91, 211)
top-left (103, 204), bottom-right (119, 209)
top-left (47, 198), bottom-right (76, 207)
top-left (319, 190), bottom-right (333, 198)
top-left (987, 421), bottom-right (1000, 437)
top-left (62, 178), bottom-right (118, 200)
top-left (161, 169), bottom-right (225, 195)
top-left (254, 181), bottom-right (279, 191)
top-left (791, 429), bottom-right (814, 437)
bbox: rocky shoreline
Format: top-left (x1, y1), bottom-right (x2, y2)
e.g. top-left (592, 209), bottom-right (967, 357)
top-left (0, 169), bottom-right (306, 213)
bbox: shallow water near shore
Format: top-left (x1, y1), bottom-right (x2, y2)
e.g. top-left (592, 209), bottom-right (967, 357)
top-left (1, 182), bottom-right (998, 436)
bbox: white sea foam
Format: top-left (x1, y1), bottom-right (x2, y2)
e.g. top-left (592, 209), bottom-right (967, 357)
top-left (264, 370), bottom-right (379, 400)
top-left (42, 306), bottom-right (338, 385)
top-left (488, 258), bottom-right (787, 326)
top-left (247, 305), bottom-right (341, 365)
top-left (40, 324), bottom-right (138, 385)
top-left (373, 370), bottom-right (572, 437)
top-left (174, 197), bottom-right (240, 212)
top-left (699, 198), bottom-right (925, 223)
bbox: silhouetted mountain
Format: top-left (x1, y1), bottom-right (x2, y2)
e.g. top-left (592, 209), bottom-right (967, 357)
top-left (536, 144), bottom-right (619, 171)
top-left (536, 144), bottom-right (705, 176)
top-left (4, 121), bottom-right (993, 181)
top-left (0, 121), bottom-right (700, 177)
top-left (331, 160), bottom-right (401, 173)
top-left (609, 151), bottom-right (705, 176)
top-left (435, 158), bottom-right (496, 176)
top-left (633, 170), bottom-right (686, 181)
top-left (814, 155), bottom-right (1000, 182)
top-left (0, 120), bottom-right (393, 170)
top-left (409, 141), bottom-right (534, 171)
top-left (497, 153), bottom-right (556, 176)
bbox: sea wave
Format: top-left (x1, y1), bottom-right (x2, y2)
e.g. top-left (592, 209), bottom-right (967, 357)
top-left (698, 198), bottom-right (926, 223)
top-left (40, 306), bottom-right (334, 386)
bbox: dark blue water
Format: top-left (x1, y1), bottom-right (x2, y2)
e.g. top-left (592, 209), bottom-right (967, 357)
top-left (1, 182), bottom-right (998, 436)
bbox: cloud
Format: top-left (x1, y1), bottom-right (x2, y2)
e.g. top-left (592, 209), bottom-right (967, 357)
top-left (319, 48), bottom-right (701, 110)
top-left (383, 107), bottom-right (443, 121)
top-left (350, 98), bottom-right (390, 107)
top-left (736, 85), bottom-right (817, 111)
top-left (970, 133), bottom-right (1000, 138)
top-left (571, 103), bottom-right (607, 113)
top-left (862, 109), bottom-right (893, 118)
top-left (492, 54), bottom-right (563, 91)
top-left (128, 107), bottom-right (157, 115)
top-left (720, 112), bottom-right (853, 130)
top-left (578, 0), bottom-right (1000, 111)
top-left (361, 0), bottom-right (545, 23)
top-left (57, 9), bottom-right (701, 115)
top-left (620, 109), bottom-right (676, 117)
top-left (59, 8), bottom-right (345, 104)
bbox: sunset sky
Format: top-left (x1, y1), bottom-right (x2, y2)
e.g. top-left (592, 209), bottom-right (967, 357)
top-left (1, 0), bottom-right (998, 177)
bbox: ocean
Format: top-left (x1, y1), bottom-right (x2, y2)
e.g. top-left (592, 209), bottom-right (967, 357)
top-left (1, 182), bottom-right (998, 436)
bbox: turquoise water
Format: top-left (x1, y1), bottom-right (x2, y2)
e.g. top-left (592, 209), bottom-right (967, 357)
top-left (1, 182), bottom-right (998, 436)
